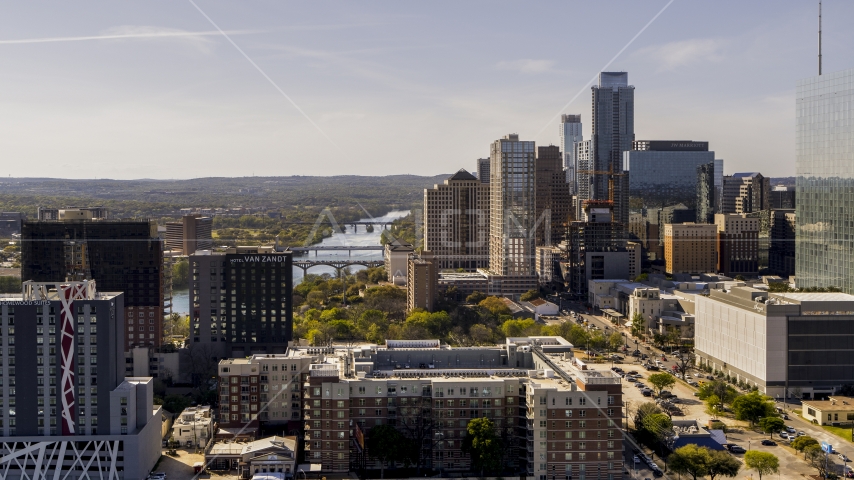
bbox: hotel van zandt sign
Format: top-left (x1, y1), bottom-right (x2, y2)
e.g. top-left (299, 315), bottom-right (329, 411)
top-left (230, 255), bottom-right (289, 264)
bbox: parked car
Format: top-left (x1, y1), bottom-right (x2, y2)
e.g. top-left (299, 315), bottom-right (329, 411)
top-left (652, 469), bottom-right (664, 478)
top-left (797, 431), bottom-right (806, 436)
top-left (627, 371), bottom-right (639, 375)
top-left (728, 445), bottom-right (746, 454)
top-left (761, 440), bottom-right (777, 446)
top-left (688, 381), bottom-right (699, 387)
top-left (642, 389), bottom-right (653, 397)
top-left (786, 426), bottom-right (796, 433)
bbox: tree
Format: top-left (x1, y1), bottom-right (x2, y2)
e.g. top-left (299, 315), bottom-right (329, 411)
top-left (731, 391), bottom-right (776, 426)
top-left (469, 324), bottom-right (493, 345)
top-left (367, 424), bottom-right (409, 478)
top-left (791, 435), bottom-right (819, 456)
top-left (466, 291), bottom-right (487, 304)
top-left (634, 402), bottom-right (663, 433)
top-left (706, 450), bottom-right (741, 480)
top-left (479, 296), bottom-right (512, 317)
top-left (744, 451), bottom-right (780, 480)
top-left (462, 418), bottom-right (503, 476)
top-left (704, 394), bottom-right (723, 417)
top-left (172, 258), bottom-right (189, 288)
top-left (520, 289), bottom-right (540, 302)
top-left (668, 444), bottom-right (711, 480)
top-left (163, 312), bottom-right (190, 339)
top-left (631, 312), bottom-right (646, 338)
top-left (758, 417), bottom-right (785, 438)
top-left (500, 318), bottom-right (541, 338)
top-left (608, 331), bottom-right (624, 352)
top-left (698, 380), bottom-right (740, 411)
top-left (673, 350), bottom-right (696, 379)
top-left (162, 394), bottom-right (191, 415)
top-left (647, 372), bottom-right (676, 397)
top-left (805, 444), bottom-right (835, 477)
top-left (641, 413), bottom-right (673, 455)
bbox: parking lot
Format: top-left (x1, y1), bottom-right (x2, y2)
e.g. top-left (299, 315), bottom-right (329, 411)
top-left (149, 448), bottom-right (240, 480)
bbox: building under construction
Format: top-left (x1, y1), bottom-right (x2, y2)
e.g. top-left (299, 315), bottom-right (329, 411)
top-left (560, 201), bottom-right (631, 297)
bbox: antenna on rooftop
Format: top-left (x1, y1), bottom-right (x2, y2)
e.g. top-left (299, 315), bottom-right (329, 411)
top-left (819, 0), bottom-right (822, 75)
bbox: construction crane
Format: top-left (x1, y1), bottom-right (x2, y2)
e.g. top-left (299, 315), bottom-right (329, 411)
top-left (576, 166), bottom-right (626, 203)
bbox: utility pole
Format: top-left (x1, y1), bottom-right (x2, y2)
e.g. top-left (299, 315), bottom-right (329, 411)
top-left (819, 0), bottom-right (823, 75)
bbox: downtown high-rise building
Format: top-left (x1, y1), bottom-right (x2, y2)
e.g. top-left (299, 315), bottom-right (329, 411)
top-left (488, 134), bottom-right (538, 287)
top-left (21, 210), bottom-right (164, 351)
top-left (796, 69), bottom-right (854, 293)
top-left (559, 114), bottom-right (583, 191)
top-left (535, 145), bottom-right (572, 246)
top-left (582, 72), bottom-right (634, 226)
top-left (423, 169), bottom-right (489, 270)
top-left (721, 172), bottom-right (770, 214)
top-left (476, 158), bottom-right (490, 184)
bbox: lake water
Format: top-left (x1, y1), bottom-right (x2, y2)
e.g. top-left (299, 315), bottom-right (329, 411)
top-left (170, 209), bottom-right (409, 314)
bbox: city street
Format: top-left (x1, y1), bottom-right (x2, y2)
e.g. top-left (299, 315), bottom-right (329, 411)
top-left (552, 304), bottom-right (854, 479)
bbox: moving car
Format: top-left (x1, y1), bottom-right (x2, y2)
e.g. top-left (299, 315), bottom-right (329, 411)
top-left (728, 445), bottom-right (746, 454)
top-left (761, 440), bottom-right (777, 446)
top-left (838, 453), bottom-right (850, 462)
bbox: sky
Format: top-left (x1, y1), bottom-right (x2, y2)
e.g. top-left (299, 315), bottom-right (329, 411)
top-left (0, 0), bottom-right (851, 180)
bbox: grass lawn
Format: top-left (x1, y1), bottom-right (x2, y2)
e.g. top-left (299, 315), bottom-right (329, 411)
top-left (821, 424), bottom-right (854, 443)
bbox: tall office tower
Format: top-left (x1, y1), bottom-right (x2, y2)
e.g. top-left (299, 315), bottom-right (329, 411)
top-left (189, 247), bottom-right (293, 358)
top-left (769, 209), bottom-right (796, 277)
top-left (663, 223), bottom-right (718, 275)
top-left (796, 69), bottom-right (854, 293)
top-left (164, 214), bottom-right (213, 255)
top-left (535, 145), bottom-right (572, 246)
top-left (574, 140), bottom-right (593, 219)
top-left (564, 201), bottom-right (628, 297)
top-left (476, 158), bottom-right (490, 184)
top-left (0, 281), bottom-right (161, 478)
top-left (770, 185), bottom-right (796, 209)
top-left (715, 213), bottom-right (759, 277)
top-left (488, 134), bottom-right (537, 278)
top-left (423, 169), bottom-right (489, 270)
top-left (713, 159), bottom-right (724, 212)
top-left (588, 72), bottom-right (634, 226)
top-left (696, 162), bottom-right (717, 223)
top-left (721, 172), bottom-right (770, 214)
top-left (559, 114), bottom-right (583, 190)
top-left (21, 209), bottom-right (164, 351)
top-left (623, 140), bottom-right (715, 217)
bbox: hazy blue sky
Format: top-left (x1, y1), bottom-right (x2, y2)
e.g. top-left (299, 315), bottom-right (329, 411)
top-left (0, 1), bottom-right (849, 179)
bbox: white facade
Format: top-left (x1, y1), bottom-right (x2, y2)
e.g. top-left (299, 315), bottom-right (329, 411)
top-left (172, 406), bottom-right (213, 448)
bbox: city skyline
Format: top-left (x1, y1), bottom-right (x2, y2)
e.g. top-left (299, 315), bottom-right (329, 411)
top-left (0, 1), bottom-right (848, 179)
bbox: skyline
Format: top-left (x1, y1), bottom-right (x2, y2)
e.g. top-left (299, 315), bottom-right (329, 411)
top-left (0, 1), bottom-right (850, 179)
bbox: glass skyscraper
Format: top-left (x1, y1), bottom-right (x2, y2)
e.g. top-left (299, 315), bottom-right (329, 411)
top-left (796, 69), bottom-right (854, 293)
top-left (559, 114), bottom-right (582, 193)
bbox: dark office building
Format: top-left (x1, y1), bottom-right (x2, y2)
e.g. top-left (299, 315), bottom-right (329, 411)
top-left (21, 213), bottom-right (163, 351)
top-left (770, 185), bottom-right (796, 209)
top-left (190, 247), bottom-right (293, 358)
top-left (770, 209), bottom-right (796, 277)
top-left (697, 162), bottom-right (717, 223)
top-left (535, 145), bottom-right (572, 246)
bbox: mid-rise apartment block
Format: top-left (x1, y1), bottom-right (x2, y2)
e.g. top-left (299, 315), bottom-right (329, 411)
top-left (383, 239), bottom-right (414, 285)
top-left (0, 280), bottom-right (161, 480)
top-left (663, 223), bottom-right (717, 275)
top-left (289, 337), bottom-right (623, 478)
top-left (722, 172), bottom-right (769, 214)
top-left (407, 251), bottom-right (437, 312)
top-left (189, 247), bottom-right (293, 358)
top-left (21, 211), bottom-right (164, 350)
top-left (164, 214), bottom-right (213, 255)
top-left (217, 353), bottom-right (315, 438)
top-left (423, 169), bottom-right (489, 270)
top-left (715, 213), bottom-right (759, 277)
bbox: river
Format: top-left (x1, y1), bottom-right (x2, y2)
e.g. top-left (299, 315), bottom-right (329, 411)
top-left (170, 209), bottom-right (409, 315)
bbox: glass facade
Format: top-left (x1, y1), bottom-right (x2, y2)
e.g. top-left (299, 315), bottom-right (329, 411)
top-left (796, 69), bottom-right (854, 293)
top-left (622, 150), bottom-right (715, 214)
top-left (489, 134), bottom-right (536, 276)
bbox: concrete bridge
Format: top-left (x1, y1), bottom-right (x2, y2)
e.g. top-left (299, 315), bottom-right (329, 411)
top-left (293, 259), bottom-right (384, 275)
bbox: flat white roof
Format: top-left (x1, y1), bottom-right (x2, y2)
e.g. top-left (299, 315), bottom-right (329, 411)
top-left (776, 292), bottom-right (854, 303)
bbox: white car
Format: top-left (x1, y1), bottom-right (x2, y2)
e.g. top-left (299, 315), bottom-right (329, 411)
top-left (693, 373), bottom-right (703, 378)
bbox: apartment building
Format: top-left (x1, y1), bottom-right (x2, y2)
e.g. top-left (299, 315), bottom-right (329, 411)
top-left (535, 145), bottom-right (572, 246)
top-left (423, 169), bottom-right (489, 270)
top-left (383, 239), bottom-right (414, 285)
top-left (407, 251), bottom-right (437, 312)
top-left (217, 353), bottom-right (316, 439)
top-left (164, 214), bottom-right (213, 255)
top-left (715, 214), bottom-right (759, 277)
top-left (663, 223), bottom-right (718, 275)
top-left (289, 337), bottom-right (623, 478)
